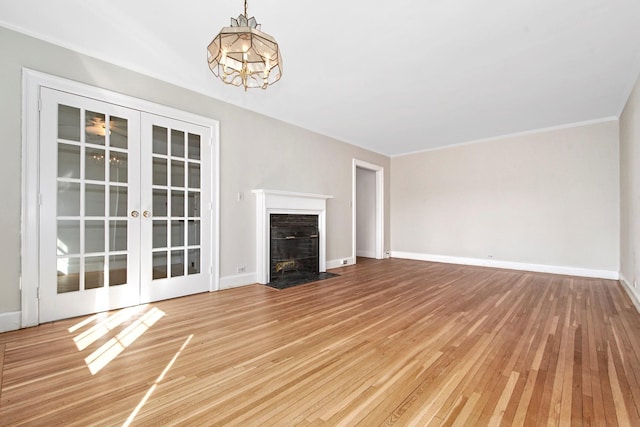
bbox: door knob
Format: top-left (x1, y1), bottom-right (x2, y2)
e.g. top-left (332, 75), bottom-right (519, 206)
top-left (131, 210), bottom-right (139, 218)
top-left (143, 210), bottom-right (152, 218)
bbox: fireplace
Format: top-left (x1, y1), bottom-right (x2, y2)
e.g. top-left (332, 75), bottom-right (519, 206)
top-left (253, 189), bottom-right (333, 284)
top-left (270, 214), bottom-right (319, 284)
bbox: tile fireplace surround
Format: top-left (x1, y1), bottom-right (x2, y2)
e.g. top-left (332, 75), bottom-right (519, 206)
top-left (253, 189), bottom-right (333, 284)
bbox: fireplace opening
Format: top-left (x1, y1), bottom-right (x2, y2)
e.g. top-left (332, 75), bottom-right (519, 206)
top-left (269, 214), bottom-right (328, 289)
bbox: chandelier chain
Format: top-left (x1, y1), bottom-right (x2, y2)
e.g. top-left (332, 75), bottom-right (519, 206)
top-left (244, 0), bottom-right (248, 17)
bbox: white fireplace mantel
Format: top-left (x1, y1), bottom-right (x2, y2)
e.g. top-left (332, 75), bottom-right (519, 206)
top-left (253, 189), bottom-right (333, 284)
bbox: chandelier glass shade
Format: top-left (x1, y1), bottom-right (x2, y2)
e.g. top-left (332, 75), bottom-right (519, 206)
top-left (207, 0), bottom-right (282, 90)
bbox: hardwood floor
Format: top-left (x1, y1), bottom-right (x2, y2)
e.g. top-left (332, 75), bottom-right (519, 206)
top-left (1, 258), bottom-right (640, 426)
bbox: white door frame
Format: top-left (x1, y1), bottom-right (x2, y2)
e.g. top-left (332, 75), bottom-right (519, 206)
top-left (21, 69), bottom-right (220, 327)
top-left (351, 159), bottom-right (384, 262)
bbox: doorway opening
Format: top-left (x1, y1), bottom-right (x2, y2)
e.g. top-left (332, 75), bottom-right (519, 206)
top-left (352, 159), bottom-right (384, 263)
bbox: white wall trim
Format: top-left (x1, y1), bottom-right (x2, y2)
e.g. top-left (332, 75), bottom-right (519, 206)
top-left (219, 273), bottom-right (257, 290)
top-left (21, 69), bottom-right (41, 328)
top-left (391, 251), bottom-right (619, 280)
top-left (619, 274), bottom-right (640, 314)
top-left (0, 311), bottom-right (22, 333)
top-left (352, 159), bottom-right (384, 264)
top-left (327, 257), bottom-right (355, 270)
top-left (211, 116), bottom-right (221, 292)
top-left (392, 117), bottom-right (619, 158)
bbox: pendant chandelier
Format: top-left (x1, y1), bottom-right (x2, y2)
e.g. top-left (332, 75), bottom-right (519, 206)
top-left (207, 0), bottom-right (282, 90)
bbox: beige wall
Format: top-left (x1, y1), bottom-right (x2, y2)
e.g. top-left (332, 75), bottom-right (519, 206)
top-left (391, 121), bottom-right (620, 273)
top-left (620, 72), bottom-right (640, 303)
top-left (0, 27), bottom-right (390, 316)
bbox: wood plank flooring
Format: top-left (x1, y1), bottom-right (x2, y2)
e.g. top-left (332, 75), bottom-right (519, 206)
top-left (1, 258), bottom-right (640, 426)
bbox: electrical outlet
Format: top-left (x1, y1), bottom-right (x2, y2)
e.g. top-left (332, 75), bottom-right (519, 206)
top-left (237, 192), bottom-right (244, 201)
top-left (237, 266), bottom-right (246, 273)
top-left (341, 259), bottom-right (348, 265)
top-left (487, 255), bottom-right (493, 259)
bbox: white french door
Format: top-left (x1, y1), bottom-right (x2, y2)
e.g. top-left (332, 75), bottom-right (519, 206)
top-left (139, 114), bottom-right (211, 303)
top-left (39, 88), bottom-right (212, 322)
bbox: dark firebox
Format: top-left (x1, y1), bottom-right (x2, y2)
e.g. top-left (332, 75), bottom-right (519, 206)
top-left (269, 214), bottom-right (324, 289)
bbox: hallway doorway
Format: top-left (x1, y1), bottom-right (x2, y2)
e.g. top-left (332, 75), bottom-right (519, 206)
top-left (352, 159), bottom-right (384, 262)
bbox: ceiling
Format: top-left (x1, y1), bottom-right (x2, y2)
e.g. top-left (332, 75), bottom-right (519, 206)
top-left (1, 0), bottom-right (639, 156)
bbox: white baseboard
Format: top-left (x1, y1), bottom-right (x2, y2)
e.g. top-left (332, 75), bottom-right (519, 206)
top-left (391, 251), bottom-right (619, 280)
top-left (327, 257), bottom-right (355, 270)
top-left (619, 274), bottom-right (640, 314)
top-left (0, 311), bottom-right (21, 333)
top-left (219, 273), bottom-right (257, 290)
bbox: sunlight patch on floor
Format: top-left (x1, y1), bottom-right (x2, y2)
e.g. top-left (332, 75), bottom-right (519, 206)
top-left (83, 307), bottom-right (165, 375)
top-left (68, 314), bottom-right (99, 334)
top-left (72, 305), bottom-right (147, 351)
top-left (124, 334), bottom-right (193, 427)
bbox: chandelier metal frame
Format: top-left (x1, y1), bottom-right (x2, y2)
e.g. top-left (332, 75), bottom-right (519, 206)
top-left (207, 0), bottom-right (283, 90)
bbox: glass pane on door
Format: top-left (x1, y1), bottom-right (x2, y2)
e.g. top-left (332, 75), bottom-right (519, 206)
top-left (109, 254), bottom-right (128, 286)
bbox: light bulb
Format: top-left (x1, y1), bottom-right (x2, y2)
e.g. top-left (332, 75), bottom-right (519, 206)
top-left (263, 58), bottom-right (270, 78)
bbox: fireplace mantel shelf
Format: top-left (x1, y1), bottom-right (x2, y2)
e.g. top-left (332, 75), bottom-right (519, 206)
top-left (253, 189), bottom-right (333, 284)
top-left (251, 189), bottom-right (333, 200)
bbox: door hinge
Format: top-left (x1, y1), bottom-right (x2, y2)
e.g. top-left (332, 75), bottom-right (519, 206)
top-left (36, 287), bottom-right (40, 299)
top-left (38, 97), bottom-right (42, 112)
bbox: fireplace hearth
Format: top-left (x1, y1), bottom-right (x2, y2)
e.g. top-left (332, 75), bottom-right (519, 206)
top-left (266, 271), bottom-right (339, 290)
